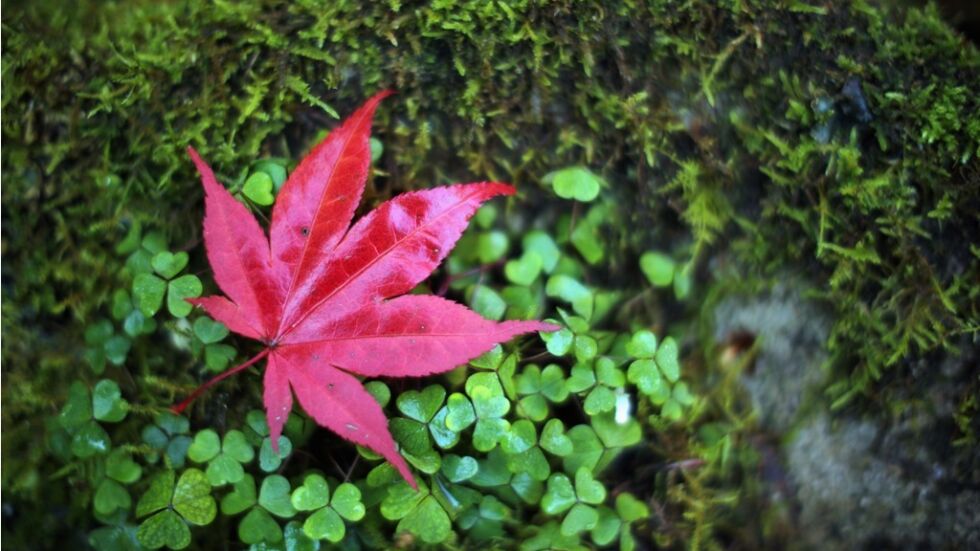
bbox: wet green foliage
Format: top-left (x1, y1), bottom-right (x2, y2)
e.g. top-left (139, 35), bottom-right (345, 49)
top-left (2, 0), bottom-right (978, 548)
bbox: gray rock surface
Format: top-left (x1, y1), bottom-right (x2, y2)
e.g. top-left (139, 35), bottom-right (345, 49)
top-left (713, 283), bottom-right (830, 433)
top-left (714, 283), bottom-right (980, 549)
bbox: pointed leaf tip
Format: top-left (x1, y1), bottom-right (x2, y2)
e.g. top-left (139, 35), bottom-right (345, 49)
top-left (371, 88), bottom-right (396, 101)
top-left (270, 87), bottom-right (396, 293)
top-left (536, 322), bottom-right (562, 333)
top-left (486, 182), bottom-right (517, 197)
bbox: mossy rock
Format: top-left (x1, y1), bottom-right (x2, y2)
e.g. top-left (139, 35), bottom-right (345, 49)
top-left (1, 0), bottom-right (978, 548)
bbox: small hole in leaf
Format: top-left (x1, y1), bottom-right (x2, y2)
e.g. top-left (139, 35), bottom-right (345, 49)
top-left (301, 226), bottom-right (309, 236)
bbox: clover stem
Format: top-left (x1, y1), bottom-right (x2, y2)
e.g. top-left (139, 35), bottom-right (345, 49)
top-left (171, 348), bottom-right (271, 414)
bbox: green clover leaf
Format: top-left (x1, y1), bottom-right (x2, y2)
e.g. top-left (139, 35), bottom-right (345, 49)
top-left (92, 380), bottom-right (129, 423)
top-left (441, 454), bottom-right (479, 483)
top-left (283, 521), bottom-right (319, 551)
top-left (167, 275), bottom-right (202, 318)
top-left (84, 319), bottom-right (115, 373)
top-left (104, 335), bottom-right (131, 366)
top-left (172, 469), bottom-right (217, 525)
top-left (94, 479), bottom-right (131, 516)
top-left (331, 483), bottom-right (365, 521)
top-left (259, 435), bottom-right (292, 472)
top-left (543, 327), bottom-right (574, 356)
top-left (511, 471), bottom-right (545, 504)
top-left (303, 507), bottom-right (344, 542)
top-left (380, 478), bottom-right (427, 520)
top-left (242, 171), bottom-right (275, 206)
top-left (428, 406), bottom-right (461, 449)
top-left (628, 359), bottom-right (668, 400)
top-left (563, 425), bottom-right (603, 474)
top-left (501, 419), bottom-right (537, 455)
top-left (640, 251), bottom-right (675, 287)
top-left (468, 284), bottom-right (506, 321)
top-left (253, 159), bottom-right (287, 191)
top-left (71, 420), bottom-right (112, 458)
top-left (123, 309), bottom-right (157, 337)
top-left (626, 330), bottom-right (657, 358)
top-left (655, 336), bottom-right (681, 383)
top-left (297, 480), bottom-right (364, 543)
top-left (523, 230), bottom-right (561, 273)
top-left (258, 475), bottom-right (296, 518)
top-left (390, 418), bottom-right (432, 457)
top-left (567, 362), bottom-right (597, 393)
top-left (561, 502), bottom-right (599, 536)
top-left (206, 454), bottom-right (245, 487)
top-left (137, 510), bottom-right (189, 550)
top-left (470, 448), bottom-right (510, 488)
top-left (540, 419), bottom-right (574, 457)
top-left (136, 471), bottom-right (174, 518)
top-left (133, 274), bottom-right (167, 317)
top-left (541, 473), bottom-right (576, 515)
top-left (570, 204), bottom-right (606, 264)
top-left (192, 317), bottom-right (228, 344)
top-left (595, 357), bottom-right (625, 387)
top-left (517, 364), bottom-right (569, 420)
top-left (574, 467), bottom-right (606, 504)
top-left (141, 412), bottom-right (192, 468)
top-left (616, 492), bottom-right (650, 523)
top-left (504, 251), bottom-right (543, 286)
top-left (364, 381), bottom-right (392, 407)
top-left (151, 251), bottom-right (189, 280)
top-left (106, 448), bottom-right (143, 484)
top-left (291, 474), bottom-right (329, 511)
top-left (466, 373), bottom-right (511, 451)
top-left (204, 344), bottom-right (236, 372)
top-left (673, 381), bottom-right (696, 406)
top-left (59, 382), bottom-right (92, 431)
top-left (398, 496), bottom-right (452, 544)
top-left (547, 166), bottom-right (603, 202)
top-left (221, 474), bottom-right (257, 516)
top-left (505, 446), bottom-right (551, 481)
top-left (239, 507), bottom-right (281, 544)
top-left (187, 430), bottom-right (220, 463)
top-left (475, 231), bottom-right (509, 264)
top-left (470, 345), bottom-right (504, 370)
top-left (135, 469), bottom-right (215, 550)
top-left (396, 385), bottom-right (445, 424)
top-left (545, 275), bottom-right (593, 319)
top-left (592, 411), bottom-right (643, 448)
top-left (591, 505), bottom-right (622, 546)
top-left (584, 385), bottom-right (616, 415)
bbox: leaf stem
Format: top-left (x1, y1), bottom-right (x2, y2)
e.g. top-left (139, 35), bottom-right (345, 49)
top-left (171, 348), bottom-right (271, 414)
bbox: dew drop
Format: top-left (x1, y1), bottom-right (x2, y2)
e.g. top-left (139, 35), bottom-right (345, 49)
top-left (345, 423), bottom-right (358, 431)
top-left (327, 383), bottom-right (334, 390)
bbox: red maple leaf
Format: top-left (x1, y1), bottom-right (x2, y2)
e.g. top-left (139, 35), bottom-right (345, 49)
top-left (173, 91), bottom-right (557, 487)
